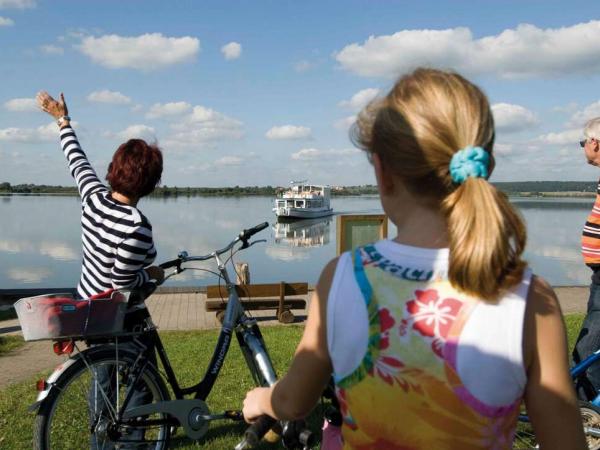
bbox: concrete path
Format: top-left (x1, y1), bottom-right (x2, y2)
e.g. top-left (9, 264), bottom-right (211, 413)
top-left (0, 286), bottom-right (589, 389)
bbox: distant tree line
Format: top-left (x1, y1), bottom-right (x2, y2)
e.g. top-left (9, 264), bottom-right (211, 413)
top-left (0, 181), bottom-right (597, 197)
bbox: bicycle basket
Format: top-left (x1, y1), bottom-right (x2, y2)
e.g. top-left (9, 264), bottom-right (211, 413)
top-left (14, 292), bottom-right (128, 341)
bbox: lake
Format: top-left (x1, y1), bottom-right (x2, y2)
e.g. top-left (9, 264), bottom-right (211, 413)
top-left (0, 195), bottom-right (594, 289)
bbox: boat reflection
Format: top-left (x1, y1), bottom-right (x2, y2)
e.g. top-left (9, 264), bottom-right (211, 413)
top-left (273, 217), bottom-right (332, 248)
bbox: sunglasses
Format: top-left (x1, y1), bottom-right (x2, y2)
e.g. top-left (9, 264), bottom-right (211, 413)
top-left (581, 138), bottom-right (597, 147)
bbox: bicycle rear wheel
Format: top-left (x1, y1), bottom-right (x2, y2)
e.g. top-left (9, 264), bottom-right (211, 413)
top-left (33, 347), bottom-right (171, 450)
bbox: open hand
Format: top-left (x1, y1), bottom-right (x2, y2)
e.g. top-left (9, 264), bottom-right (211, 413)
top-left (36, 91), bottom-right (68, 119)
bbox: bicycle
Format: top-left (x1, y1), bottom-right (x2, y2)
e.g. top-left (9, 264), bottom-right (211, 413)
top-left (17, 222), bottom-right (316, 449)
top-left (514, 349), bottom-right (600, 449)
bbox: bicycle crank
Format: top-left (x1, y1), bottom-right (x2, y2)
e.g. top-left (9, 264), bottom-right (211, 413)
top-left (123, 399), bottom-right (210, 440)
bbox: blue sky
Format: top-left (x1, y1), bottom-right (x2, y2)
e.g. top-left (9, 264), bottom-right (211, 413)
top-left (2, 0), bottom-right (600, 186)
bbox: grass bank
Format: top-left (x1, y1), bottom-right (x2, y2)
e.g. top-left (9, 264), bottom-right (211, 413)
top-left (0, 314), bottom-right (587, 449)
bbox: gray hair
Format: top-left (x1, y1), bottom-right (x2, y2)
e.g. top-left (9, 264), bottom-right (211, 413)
top-left (584, 117), bottom-right (600, 139)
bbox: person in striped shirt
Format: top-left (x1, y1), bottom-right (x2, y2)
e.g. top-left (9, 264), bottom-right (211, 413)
top-left (37, 91), bottom-right (165, 449)
top-left (36, 91), bottom-right (164, 299)
top-left (574, 117), bottom-right (600, 400)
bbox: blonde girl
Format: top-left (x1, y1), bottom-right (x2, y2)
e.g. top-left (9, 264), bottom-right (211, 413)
top-left (242, 68), bottom-right (585, 449)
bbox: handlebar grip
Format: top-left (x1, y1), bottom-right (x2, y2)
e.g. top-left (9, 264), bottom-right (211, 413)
top-left (242, 415), bottom-right (276, 447)
top-left (239, 222), bottom-right (269, 241)
top-left (159, 258), bottom-right (180, 269)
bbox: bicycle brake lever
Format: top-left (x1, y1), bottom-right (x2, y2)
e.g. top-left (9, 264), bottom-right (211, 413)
top-left (247, 239), bottom-right (266, 248)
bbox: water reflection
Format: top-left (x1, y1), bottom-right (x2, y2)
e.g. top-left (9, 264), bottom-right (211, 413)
top-left (0, 195), bottom-right (596, 288)
top-left (273, 217), bottom-right (332, 248)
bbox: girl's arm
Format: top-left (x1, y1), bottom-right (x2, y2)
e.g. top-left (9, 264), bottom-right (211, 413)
top-left (523, 276), bottom-right (586, 449)
top-left (242, 258), bottom-right (337, 421)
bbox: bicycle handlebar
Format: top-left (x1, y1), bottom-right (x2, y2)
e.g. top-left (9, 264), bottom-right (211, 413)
top-left (235, 415), bottom-right (276, 450)
top-left (159, 258), bottom-right (181, 270)
top-left (239, 222), bottom-right (269, 243)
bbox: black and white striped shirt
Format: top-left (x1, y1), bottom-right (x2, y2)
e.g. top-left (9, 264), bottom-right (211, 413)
top-left (60, 125), bottom-right (156, 298)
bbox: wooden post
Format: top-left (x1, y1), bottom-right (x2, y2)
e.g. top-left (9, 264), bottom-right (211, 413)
top-left (235, 262), bottom-right (250, 285)
top-left (277, 281), bottom-right (295, 324)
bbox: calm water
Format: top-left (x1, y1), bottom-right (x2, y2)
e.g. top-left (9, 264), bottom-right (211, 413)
top-left (0, 195), bottom-right (594, 289)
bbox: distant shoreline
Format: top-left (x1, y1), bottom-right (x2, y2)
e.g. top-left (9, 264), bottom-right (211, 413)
top-left (0, 181), bottom-right (597, 198)
top-left (0, 191), bottom-right (595, 198)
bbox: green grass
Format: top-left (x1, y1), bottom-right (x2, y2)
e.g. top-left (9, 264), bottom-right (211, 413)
top-left (0, 308), bottom-right (17, 321)
top-left (0, 325), bottom-right (323, 449)
top-left (0, 335), bottom-right (24, 356)
top-left (0, 314), bottom-right (588, 449)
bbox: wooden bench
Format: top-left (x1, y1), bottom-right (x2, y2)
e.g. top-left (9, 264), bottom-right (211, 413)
top-left (205, 282), bottom-right (308, 324)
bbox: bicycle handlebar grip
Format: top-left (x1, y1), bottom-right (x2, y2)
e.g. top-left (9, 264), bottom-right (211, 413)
top-left (239, 222), bottom-right (269, 241)
top-left (159, 258), bottom-right (180, 269)
top-left (242, 415), bottom-right (276, 447)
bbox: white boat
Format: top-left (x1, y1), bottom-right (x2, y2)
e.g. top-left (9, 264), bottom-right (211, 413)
top-left (273, 181), bottom-right (333, 220)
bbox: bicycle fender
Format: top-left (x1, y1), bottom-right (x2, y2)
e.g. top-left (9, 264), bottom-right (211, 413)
top-left (28, 357), bottom-right (78, 411)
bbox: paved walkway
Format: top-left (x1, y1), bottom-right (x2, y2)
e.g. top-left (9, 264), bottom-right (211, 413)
top-left (0, 286), bottom-right (590, 389)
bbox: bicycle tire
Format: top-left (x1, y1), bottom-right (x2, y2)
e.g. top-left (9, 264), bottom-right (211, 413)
top-left (581, 401), bottom-right (600, 450)
top-left (33, 347), bottom-right (171, 450)
top-left (515, 401), bottom-right (600, 450)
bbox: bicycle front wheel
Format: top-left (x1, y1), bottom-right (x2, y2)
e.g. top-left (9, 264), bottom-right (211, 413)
top-left (33, 347), bottom-right (171, 450)
top-left (515, 401), bottom-right (600, 450)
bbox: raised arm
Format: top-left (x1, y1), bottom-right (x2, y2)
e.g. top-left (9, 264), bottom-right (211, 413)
top-left (36, 91), bottom-right (106, 201)
top-left (523, 276), bottom-right (586, 449)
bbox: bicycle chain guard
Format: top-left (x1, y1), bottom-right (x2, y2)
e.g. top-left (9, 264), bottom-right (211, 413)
top-left (123, 398), bottom-right (210, 440)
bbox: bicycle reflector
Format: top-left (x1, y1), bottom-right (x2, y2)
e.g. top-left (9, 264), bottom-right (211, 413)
top-left (53, 340), bottom-right (74, 355)
top-left (36, 379), bottom-right (47, 391)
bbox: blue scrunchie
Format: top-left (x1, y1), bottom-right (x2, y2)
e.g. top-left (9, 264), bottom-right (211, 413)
top-left (449, 146), bottom-right (490, 184)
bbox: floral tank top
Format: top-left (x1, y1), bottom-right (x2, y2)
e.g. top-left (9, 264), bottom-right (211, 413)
top-left (331, 243), bottom-right (530, 450)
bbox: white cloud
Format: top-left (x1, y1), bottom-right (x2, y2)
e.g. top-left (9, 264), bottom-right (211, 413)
top-left (494, 143), bottom-right (514, 156)
top-left (536, 128), bottom-right (581, 145)
top-left (78, 33), bottom-right (200, 71)
top-left (492, 103), bottom-right (539, 133)
top-left (569, 100), bottom-right (600, 128)
top-left (40, 44), bottom-right (64, 55)
top-left (214, 156), bottom-right (243, 166)
top-left (339, 88), bottom-right (380, 111)
top-left (334, 115), bottom-right (357, 130)
top-left (87, 89), bottom-right (132, 105)
top-left (266, 125), bottom-right (312, 140)
top-left (335, 21), bottom-right (600, 79)
top-left (165, 105), bottom-right (244, 147)
top-left (146, 101), bottom-right (191, 119)
top-left (0, 16), bottom-right (13, 26)
top-left (0, 122), bottom-right (56, 143)
top-left (116, 124), bottom-right (156, 141)
top-left (221, 41), bottom-right (242, 60)
top-left (0, 0), bottom-right (35, 9)
top-left (291, 147), bottom-right (361, 160)
top-left (293, 60), bottom-right (314, 72)
top-left (4, 97), bottom-right (37, 112)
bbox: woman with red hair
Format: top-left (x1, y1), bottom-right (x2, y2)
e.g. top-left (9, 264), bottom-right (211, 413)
top-left (37, 91), bottom-right (164, 298)
top-left (37, 91), bottom-right (164, 449)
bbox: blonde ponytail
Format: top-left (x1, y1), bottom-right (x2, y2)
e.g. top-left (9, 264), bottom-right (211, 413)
top-left (443, 178), bottom-right (526, 299)
top-left (353, 67), bottom-right (527, 299)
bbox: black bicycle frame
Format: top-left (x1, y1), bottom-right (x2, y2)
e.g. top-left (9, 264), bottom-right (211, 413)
top-left (137, 258), bottom-right (273, 403)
